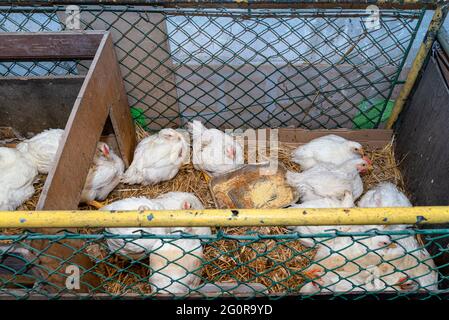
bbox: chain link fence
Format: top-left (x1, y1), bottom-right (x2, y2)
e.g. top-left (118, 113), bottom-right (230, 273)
top-left (0, 227), bottom-right (447, 299)
top-left (1, 2), bottom-right (447, 300)
top-left (0, 4), bottom-right (426, 130)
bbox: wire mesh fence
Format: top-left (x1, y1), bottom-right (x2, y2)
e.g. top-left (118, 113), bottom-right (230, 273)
top-left (0, 1), bottom-right (447, 300)
top-left (0, 4), bottom-right (426, 130)
top-left (0, 227), bottom-right (447, 299)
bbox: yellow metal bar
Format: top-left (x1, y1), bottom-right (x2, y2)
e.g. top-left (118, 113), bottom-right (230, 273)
top-left (1, 207), bottom-right (449, 228)
top-left (386, 5), bottom-right (447, 129)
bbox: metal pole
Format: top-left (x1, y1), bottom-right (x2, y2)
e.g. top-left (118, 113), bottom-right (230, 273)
top-left (1, 206), bottom-right (449, 227)
top-left (386, 5), bottom-right (448, 129)
top-left (2, 0), bottom-right (441, 9)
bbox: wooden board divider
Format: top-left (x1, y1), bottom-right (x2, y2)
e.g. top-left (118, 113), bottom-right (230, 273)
top-left (0, 31), bottom-right (136, 294)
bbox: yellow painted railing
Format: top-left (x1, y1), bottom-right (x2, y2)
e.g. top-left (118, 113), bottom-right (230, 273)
top-left (1, 207), bottom-right (449, 228)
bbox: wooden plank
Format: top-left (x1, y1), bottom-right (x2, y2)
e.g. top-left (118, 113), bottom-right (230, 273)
top-left (31, 32), bottom-right (130, 293)
top-left (0, 76), bottom-right (84, 136)
top-left (0, 32), bottom-right (103, 61)
top-left (394, 55), bottom-right (449, 289)
top-left (105, 38), bottom-right (136, 167)
top-left (36, 33), bottom-right (128, 210)
top-left (276, 128), bottom-right (392, 147)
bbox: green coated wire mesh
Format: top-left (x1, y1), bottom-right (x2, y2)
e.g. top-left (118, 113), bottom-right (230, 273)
top-left (0, 4), bottom-right (425, 130)
top-left (0, 227), bottom-right (447, 299)
top-left (0, 3), bottom-right (446, 300)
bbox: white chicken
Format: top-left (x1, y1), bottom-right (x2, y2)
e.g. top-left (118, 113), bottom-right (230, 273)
top-left (291, 134), bottom-right (365, 170)
top-left (0, 147), bottom-right (38, 210)
top-left (312, 226), bottom-right (395, 269)
top-left (189, 120), bottom-right (244, 176)
top-left (102, 196), bottom-right (208, 294)
top-left (101, 197), bottom-right (167, 259)
top-left (149, 234), bottom-right (203, 295)
top-left (286, 157), bottom-right (372, 202)
top-left (363, 263), bottom-right (416, 292)
top-left (80, 142), bottom-right (124, 208)
top-left (301, 231), bottom-right (400, 294)
top-left (383, 235), bottom-right (438, 291)
top-left (122, 129), bottom-right (189, 185)
top-left (16, 129), bottom-right (64, 174)
top-left (301, 260), bottom-right (415, 294)
top-left (358, 182), bottom-right (413, 247)
top-left (358, 182), bottom-right (412, 208)
top-left (300, 269), bottom-right (367, 294)
top-left (154, 191), bottom-right (204, 211)
top-left (153, 192), bottom-right (212, 236)
top-left (288, 192), bottom-right (354, 247)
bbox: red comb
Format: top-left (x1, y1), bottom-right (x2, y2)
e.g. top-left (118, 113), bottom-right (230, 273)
top-left (102, 144), bottom-right (110, 156)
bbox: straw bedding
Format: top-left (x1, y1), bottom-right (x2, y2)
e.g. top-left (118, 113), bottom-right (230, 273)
top-left (5, 129), bottom-right (406, 294)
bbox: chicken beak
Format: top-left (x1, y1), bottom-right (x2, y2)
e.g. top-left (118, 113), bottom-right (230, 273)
top-left (303, 267), bottom-right (321, 280)
top-left (396, 277), bottom-right (414, 290)
top-left (357, 148), bottom-right (365, 157)
top-left (387, 243), bottom-right (398, 249)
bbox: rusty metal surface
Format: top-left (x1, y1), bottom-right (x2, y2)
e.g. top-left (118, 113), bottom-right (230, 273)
top-left (1, 0), bottom-right (441, 9)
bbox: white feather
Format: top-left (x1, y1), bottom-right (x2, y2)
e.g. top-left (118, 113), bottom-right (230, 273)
top-left (358, 182), bottom-right (412, 208)
top-left (0, 147), bottom-right (38, 210)
top-left (292, 134), bottom-right (363, 170)
top-left (286, 158), bottom-right (367, 201)
top-left (149, 237), bottom-right (203, 294)
top-left (189, 120), bottom-right (244, 176)
top-left (16, 129), bottom-right (64, 174)
top-left (80, 142), bottom-right (124, 203)
top-left (122, 129), bottom-right (189, 185)
top-left (102, 197), bottom-right (167, 260)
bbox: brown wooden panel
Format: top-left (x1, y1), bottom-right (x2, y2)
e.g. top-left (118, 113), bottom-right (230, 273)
top-left (0, 32), bottom-right (103, 61)
top-left (37, 33), bottom-right (123, 210)
top-left (30, 32), bottom-right (134, 293)
top-left (105, 38), bottom-right (136, 167)
top-left (0, 76), bottom-right (84, 135)
top-left (276, 128), bottom-right (392, 147)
